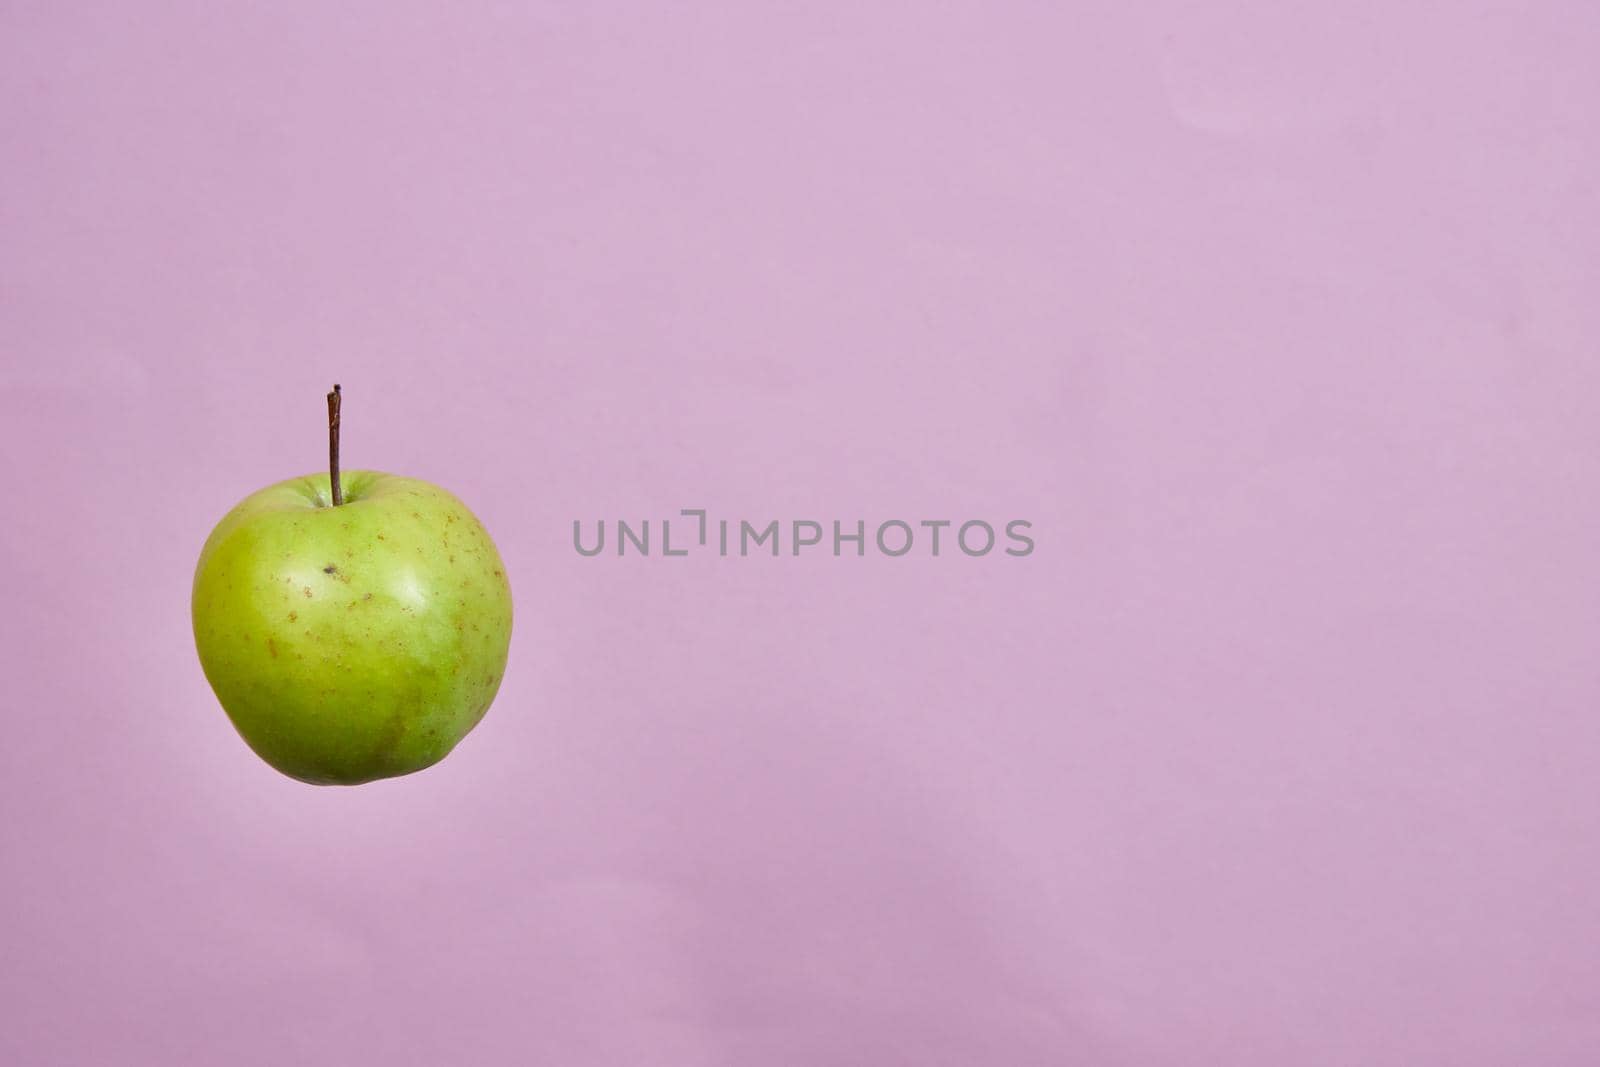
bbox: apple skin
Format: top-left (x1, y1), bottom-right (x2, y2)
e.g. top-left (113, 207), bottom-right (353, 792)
top-left (192, 470), bottom-right (512, 785)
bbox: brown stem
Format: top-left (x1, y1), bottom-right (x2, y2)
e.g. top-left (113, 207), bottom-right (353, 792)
top-left (327, 383), bottom-right (343, 506)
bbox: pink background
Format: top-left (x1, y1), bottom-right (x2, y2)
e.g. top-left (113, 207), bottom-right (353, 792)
top-left (4, 3), bottom-right (1599, 1064)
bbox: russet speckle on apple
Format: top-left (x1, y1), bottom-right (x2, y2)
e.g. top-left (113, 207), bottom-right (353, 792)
top-left (191, 386), bottom-right (513, 785)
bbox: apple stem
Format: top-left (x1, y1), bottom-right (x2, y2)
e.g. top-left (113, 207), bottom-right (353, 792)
top-left (327, 383), bottom-right (343, 506)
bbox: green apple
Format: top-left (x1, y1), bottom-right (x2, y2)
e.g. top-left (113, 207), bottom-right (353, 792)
top-left (192, 467), bottom-right (513, 785)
